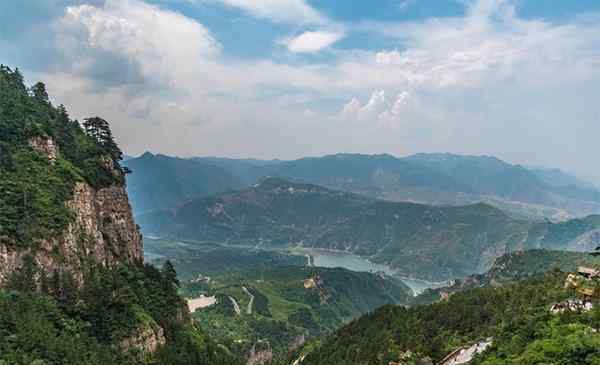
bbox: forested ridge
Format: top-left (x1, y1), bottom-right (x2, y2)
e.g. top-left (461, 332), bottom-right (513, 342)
top-left (0, 65), bottom-right (127, 247)
top-left (0, 65), bottom-right (244, 364)
top-left (300, 270), bottom-right (600, 365)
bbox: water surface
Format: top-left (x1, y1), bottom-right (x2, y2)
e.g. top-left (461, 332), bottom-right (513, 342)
top-left (297, 248), bottom-right (447, 294)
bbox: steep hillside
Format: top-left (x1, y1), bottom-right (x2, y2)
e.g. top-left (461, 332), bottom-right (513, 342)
top-left (123, 153), bottom-right (243, 215)
top-left (299, 271), bottom-right (600, 365)
top-left (144, 238), bottom-right (412, 361)
top-left (0, 66), bottom-right (241, 364)
top-left (184, 265), bottom-right (411, 359)
top-left (413, 249), bottom-right (600, 304)
top-left (0, 65), bottom-right (142, 285)
top-left (139, 178), bottom-right (600, 281)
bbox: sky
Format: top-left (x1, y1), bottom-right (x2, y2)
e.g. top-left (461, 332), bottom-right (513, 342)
top-left (2, 0), bottom-right (600, 182)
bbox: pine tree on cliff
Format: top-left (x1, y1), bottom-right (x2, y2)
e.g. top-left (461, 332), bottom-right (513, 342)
top-left (83, 116), bottom-right (123, 163)
top-left (31, 82), bottom-right (49, 104)
top-left (162, 260), bottom-right (179, 287)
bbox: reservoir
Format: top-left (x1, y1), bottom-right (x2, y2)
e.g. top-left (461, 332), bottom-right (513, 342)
top-left (298, 248), bottom-right (447, 294)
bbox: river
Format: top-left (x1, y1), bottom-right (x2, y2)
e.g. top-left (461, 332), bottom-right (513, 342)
top-left (295, 248), bottom-right (447, 295)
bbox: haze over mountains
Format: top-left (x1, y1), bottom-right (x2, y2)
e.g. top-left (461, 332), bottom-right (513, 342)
top-left (136, 177), bottom-right (600, 281)
top-left (125, 152), bottom-right (600, 220)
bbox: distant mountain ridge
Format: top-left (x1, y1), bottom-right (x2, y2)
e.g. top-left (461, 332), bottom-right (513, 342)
top-left (125, 152), bottom-right (600, 220)
top-left (138, 177), bottom-right (600, 281)
top-left (123, 152), bottom-right (244, 215)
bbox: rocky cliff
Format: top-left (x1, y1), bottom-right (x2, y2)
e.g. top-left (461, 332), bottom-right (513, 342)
top-left (0, 136), bottom-right (142, 285)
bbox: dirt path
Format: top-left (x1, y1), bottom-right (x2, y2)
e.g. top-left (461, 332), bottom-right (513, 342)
top-left (228, 296), bottom-right (241, 315)
top-left (242, 286), bottom-right (254, 315)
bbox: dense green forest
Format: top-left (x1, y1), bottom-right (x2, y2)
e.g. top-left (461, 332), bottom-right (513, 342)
top-left (301, 271), bottom-right (600, 365)
top-left (0, 261), bottom-right (241, 364)
top-left (0, 65), bottom-right (127, 247)
top-left (0, 66), bottom-right (244, 364)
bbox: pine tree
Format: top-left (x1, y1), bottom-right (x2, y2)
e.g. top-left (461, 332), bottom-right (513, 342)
top-left (83, 117), bottom-right (123, 162)
top-left (31, 82), bottom-right (49, 104)
top-left (162, 260), bottom-right (180, 287)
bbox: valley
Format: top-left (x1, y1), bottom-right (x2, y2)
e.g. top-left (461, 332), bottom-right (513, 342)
top-left (137, 177), bottom-right (600, 281)
top-left (3, 1), bottom-right (600, 364)
top-left (144, 239), bottom-right (413, 360)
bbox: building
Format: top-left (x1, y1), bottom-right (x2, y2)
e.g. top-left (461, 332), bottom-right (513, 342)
top-left (577, 266), bottom-right (599, 279)
top-left (437, 339), bottom-right (492, 365)
top-left (550, 299), bottom-right (594, 314)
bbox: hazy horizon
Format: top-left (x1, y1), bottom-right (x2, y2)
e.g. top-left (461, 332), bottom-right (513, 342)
top-left (3, 0), bottom-right (600, 183)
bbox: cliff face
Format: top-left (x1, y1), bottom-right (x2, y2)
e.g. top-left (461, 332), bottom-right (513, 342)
top-left (0, 139), bottom-right (142, 285)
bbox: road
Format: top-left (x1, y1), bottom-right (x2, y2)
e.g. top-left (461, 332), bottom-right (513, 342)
top-left (242, 286), bottom-right (255, 315)
top-left (228, 296), bottom-right (241, 315)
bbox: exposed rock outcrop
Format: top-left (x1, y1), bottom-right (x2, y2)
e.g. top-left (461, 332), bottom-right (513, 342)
top-left (28, 136), bottom-right (59, 164)
top-left (247, 340), bottom-right (273, 365)
top-left (121, 320), bottom-right (166, 356)
top-left (0, 181), bottom-right (142, 285)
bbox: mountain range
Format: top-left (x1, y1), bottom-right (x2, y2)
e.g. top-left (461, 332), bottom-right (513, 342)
top-left (125, 152), bottom-right (600, 220)
top-left (138, 177), bottom-right (600, 281)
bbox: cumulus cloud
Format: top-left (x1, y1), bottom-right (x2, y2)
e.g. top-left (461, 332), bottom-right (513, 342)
top-left (341, 90), bottom-right (416, 127)
top-left (215, 0), bottom-right (326, 25)
top-left (16, 0), bottom-right (600, 182)
top-left (58, 0), bottom-right (220, 87)
top-left (283, 30), bottom-right (345, 53)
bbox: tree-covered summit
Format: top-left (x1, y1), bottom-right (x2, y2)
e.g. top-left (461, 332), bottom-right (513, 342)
top-left (0, 65), bottom-right (128, 246)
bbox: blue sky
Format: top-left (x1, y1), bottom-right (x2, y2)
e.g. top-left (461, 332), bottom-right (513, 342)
top-left (2, 0), bottom-right (600, 182)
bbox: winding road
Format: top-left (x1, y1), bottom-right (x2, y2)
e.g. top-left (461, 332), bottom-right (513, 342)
top-left (228, 296), bottom-right (241, 315)
top-left (242, 286), bottom-right (255, 315)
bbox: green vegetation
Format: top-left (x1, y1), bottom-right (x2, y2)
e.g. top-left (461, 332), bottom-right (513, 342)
top-left (0, 65), bottom-right (127, 247)
top-left (139, 178), bottom-right (600, 281)
top-left (302, 271), bottom-right (600, 364)
top-left (0, 66), bottom-right (245, 364)
top-left (145, 238), bottom-right (412, 360)
top-left (144, 238), bottom-right (305, 280)
top-left (1, 261), bottom-right (242, 365)
top-left (174, 250), bottom-right (412, 361)
top-left (414, 249), bottom-right (600, 305)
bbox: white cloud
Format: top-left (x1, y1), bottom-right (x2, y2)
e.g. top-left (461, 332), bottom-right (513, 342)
top-left (284, 30), bottom-right (344, 53)
top-left (341, 90), bottom-right (416, 127)
top-left (59, 0), bottom-right (220, 87)
top-left (215, 0), bottom-right (326, 25)
top-left (34, 0), bottom-right (600, 181)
